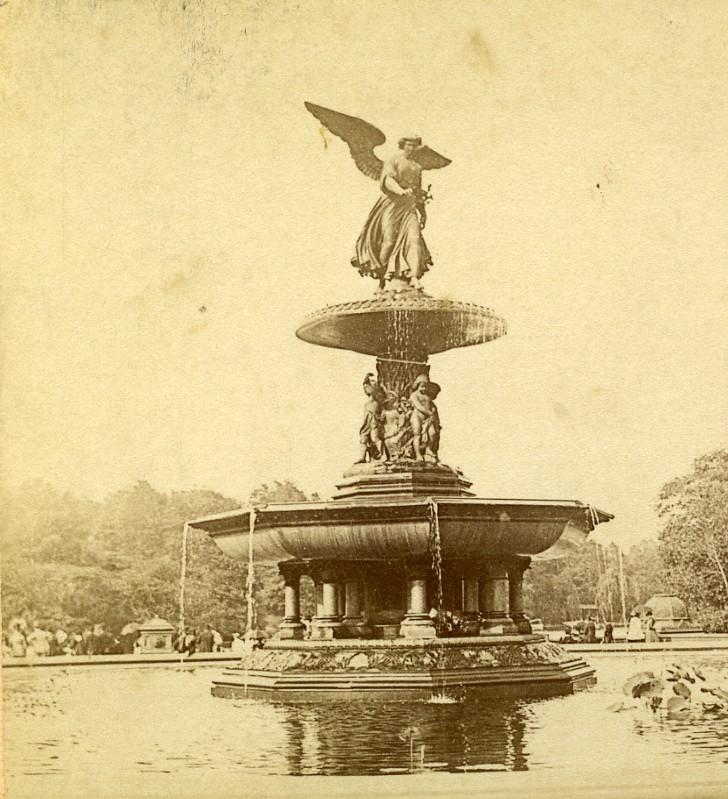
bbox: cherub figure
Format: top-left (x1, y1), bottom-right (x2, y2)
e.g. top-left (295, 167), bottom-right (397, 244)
top-left (409, 374), bottom-right (441, 462)
top-left (305, 102), bottom-right (451, 289)
top-left (357, 373), bottom-right (387, 463)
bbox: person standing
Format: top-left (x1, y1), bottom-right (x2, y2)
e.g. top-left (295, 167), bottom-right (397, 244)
top-left (27, 624), bottom-right (50, 656)
top-left (8, 624), bottom-right (27, 657)
top-left (644, 610), bottom-right (660, 643)
top-left (626, 612), bottom-right (645, 642)
top-left (602, 622), bottom-right (614, 644)
top-left (230, 632), bottom-right (245, 655)
top-left (583, 617), bottom-right (597, 643)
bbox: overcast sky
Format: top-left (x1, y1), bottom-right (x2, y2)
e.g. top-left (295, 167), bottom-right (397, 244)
top-left (3, 1), bottom-right (727, 547)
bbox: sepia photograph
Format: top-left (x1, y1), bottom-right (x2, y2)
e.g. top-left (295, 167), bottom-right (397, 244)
top-left (2, 1), bottom-right (727, 797)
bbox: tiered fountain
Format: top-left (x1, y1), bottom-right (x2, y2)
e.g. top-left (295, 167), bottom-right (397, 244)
top-left (190, 102), bottom-right (612, 701)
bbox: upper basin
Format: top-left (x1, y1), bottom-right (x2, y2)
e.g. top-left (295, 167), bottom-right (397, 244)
top-left (190, 497), bottom-right (612, 564)
top-left (295, 292), bottom-right (507, 357)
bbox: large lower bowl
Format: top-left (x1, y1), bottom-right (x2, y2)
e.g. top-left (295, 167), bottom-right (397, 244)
top-left (190, 497), bottom-right (612, 564)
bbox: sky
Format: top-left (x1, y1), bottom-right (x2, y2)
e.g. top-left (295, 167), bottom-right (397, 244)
top-left (2, 0), bottom-right (727, 548)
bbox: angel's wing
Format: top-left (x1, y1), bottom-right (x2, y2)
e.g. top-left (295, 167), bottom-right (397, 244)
top-left (411, 146), bottom-right (451, 171)
top-left (305, 102), bottom-right (385, 181)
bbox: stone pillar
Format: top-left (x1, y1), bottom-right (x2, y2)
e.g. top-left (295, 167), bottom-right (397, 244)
top-left (277, 562), bottom-right (306, 640)
top-left (479, 562), bottom-right (516, 635)
top-left (461, 576), bottom-right (481, 635)
top-left (463, 578), bottom-right (479, 614)
top-left (508, 557), bottom-right (532, 634)
top-left (311, 564), bottom-right (344, 639)
top-left (315, 581), bottom-right (324, 619)
top-left (343, 578), bottom-right (371, 637)
top-left (336, 583), bottom-right (346, 619)
top-left (400, 561), bottom-right (436, 639)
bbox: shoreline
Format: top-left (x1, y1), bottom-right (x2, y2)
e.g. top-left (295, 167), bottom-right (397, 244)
top-left (5, 634), bottom-right (728, 668)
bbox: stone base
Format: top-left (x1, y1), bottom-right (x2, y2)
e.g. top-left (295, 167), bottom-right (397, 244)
top-left (399, 616), bottom-right (437, 639)
top-left (480, 620), bottom-right (518, 636)
top-left (211, 635), bottom-right (596, 702)
top-left (309, 622), bottom-right (346, 640)
top-left (334, 461), bottom-right (474, 501)
top-left (276, 622), bottom-right (306, 640)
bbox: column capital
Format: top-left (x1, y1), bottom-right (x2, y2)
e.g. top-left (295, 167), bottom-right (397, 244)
top-left (278, 561), bottom-right (308, 583)
top-left (506, 555), bottom-right (531, 577)
top-left (403, 557), bottom-right (431, 579)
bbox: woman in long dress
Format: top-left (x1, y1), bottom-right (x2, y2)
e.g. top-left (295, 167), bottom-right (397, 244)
top-left (626, 612), bottom-right (645, 642)
top-left (352, 137), bottom-right (432, 288)
top-left (644, 610), bottom-right (660, 642)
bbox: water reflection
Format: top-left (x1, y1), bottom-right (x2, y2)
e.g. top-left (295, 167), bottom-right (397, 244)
top-left (4, 652), bottom-right (728, 790)
top-left (276, 697), bottom-right (532, 775)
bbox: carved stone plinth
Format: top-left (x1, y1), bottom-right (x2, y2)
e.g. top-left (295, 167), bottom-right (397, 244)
top-left (213, 635), bottom-right (596, 701)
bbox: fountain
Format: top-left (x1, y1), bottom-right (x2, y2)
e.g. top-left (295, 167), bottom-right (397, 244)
top-left (189, 102), bottom-right (612, 700)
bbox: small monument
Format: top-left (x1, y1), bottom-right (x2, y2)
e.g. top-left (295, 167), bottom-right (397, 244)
top-left (190, 102), bottom-right (612, 700)
top-left (137, 617), bottom-right (175, 654)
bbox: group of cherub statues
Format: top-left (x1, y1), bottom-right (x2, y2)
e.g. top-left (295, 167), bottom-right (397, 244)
top-left (357, 372), bottom-right (441, 465)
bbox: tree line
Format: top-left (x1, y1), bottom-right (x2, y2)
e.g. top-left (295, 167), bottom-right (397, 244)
top-left (2, 448), bottom-right (726, 634)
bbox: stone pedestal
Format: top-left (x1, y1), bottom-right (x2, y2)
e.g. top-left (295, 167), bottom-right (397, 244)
top-left (137, 617), bottom-right (175, 653)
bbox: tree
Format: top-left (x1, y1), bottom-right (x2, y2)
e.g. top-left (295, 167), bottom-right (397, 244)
top-left (657, 449), bottom-right (728, 628)
top-left (0, 478), bottom-right (315, 637)
top-left (524, 539), bottom-right (663, 625)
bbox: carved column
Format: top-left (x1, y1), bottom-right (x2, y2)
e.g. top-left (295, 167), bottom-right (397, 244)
top-left (310, 563), bottom-right (344, 639)
top-left (400, 560), bottom-right (436, 639)
top-left (508, 557), bottom-right (532, 634)
top-left (479, 562), bottom-right (516, 635)
top-left (277, 562), bottom-right (306, 640)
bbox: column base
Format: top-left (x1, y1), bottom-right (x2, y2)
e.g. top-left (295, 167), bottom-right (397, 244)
top-left (460, 613), bottom-right (481, 636)
top-left (512, 616), bottom-right (532, 635)
top-left (310, 620), bottom-right (345, 640)
top-left (343, 618), bottom-right (372, 638)
top-left (480, 617), bottom-right (518, 636)
top-left (399, 615), bottom-right (437, 639)
top-left (276, 621), bottom-right (306, 640)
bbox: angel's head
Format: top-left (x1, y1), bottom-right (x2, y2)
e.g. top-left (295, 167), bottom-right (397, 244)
top-left (398, 135), bottom-right (422, 157)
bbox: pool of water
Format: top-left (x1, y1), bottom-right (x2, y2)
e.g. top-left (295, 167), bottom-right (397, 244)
top-left (4, 651), bottom-right (728, 795)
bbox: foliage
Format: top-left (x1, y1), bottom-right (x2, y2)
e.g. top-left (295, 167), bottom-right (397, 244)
top-left (657, 449), bottom-right (728, 627)
top-left (0, 479), bottom-right (311, 636)
top-left (524, 539), bottom-right (664, 625)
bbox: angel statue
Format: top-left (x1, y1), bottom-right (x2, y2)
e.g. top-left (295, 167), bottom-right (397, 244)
top-left (305, 102), bottom-right (451, 290)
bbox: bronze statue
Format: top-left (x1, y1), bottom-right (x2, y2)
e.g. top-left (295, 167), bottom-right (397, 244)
top-left (409, 374), bottom-right (441, 462)
top-left (305, 102), bottom-right (451, 290)
top-left (357, 374), bottom-right (387, 463)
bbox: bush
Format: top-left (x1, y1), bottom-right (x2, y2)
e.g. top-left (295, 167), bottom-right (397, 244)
top-left (694, 606), bottom-right (728, 633)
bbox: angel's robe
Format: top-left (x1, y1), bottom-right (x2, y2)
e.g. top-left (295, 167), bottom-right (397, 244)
top-left (351, 153), bottom-right (432, 285)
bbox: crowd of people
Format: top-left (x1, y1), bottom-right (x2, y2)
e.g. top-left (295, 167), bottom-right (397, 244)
top-left (4, 618), bottom-right (137, 658)
top-left (172, 625), bottom-right (243, 655)
top-left (3, 617), bottom-right (247, 658)
top-left (559, 609), bottom-right (661, 644)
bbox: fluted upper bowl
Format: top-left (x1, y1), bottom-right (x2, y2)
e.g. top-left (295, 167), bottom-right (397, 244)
top-left (295, 291), bottom-right (507, 357)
